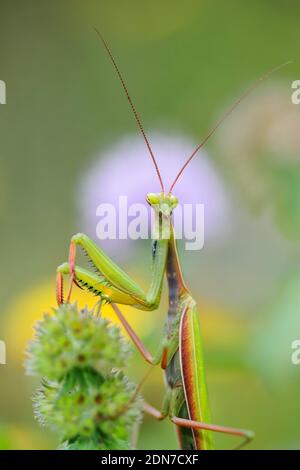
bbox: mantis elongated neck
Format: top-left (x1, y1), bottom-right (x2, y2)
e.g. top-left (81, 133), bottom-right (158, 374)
top-left (166, 223), bottom-right (188, 320)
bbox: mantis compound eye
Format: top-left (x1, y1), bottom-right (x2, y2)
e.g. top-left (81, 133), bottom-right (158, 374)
top-left (146, 193), bottom-right (162, 206)
top-left (166, 194), bottom-right (178, 212)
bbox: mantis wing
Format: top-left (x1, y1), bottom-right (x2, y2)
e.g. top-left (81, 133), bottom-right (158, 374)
top-left (179, 304), bottom-right (215, 450)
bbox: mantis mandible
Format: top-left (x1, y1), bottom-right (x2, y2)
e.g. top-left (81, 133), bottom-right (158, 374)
top-left (56, 32), bottom-right (289, 450)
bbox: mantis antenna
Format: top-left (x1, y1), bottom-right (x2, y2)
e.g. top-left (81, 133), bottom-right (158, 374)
top-left (94, 28), bottom-right (165, 193)
top-left (169, 61), bottom-right (291, 194)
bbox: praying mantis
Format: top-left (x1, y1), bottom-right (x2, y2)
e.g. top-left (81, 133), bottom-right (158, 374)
top-left (56, 31), bottom-right (289, 450)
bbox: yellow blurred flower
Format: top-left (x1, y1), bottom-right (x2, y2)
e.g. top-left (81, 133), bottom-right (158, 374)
top-left (6, 424), bottom-right (50, 450)
top-left (4, 276), bottom-right (158, 365)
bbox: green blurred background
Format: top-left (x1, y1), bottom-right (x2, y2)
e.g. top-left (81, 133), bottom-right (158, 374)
top-left (1, 0), bottom-right (300, 450)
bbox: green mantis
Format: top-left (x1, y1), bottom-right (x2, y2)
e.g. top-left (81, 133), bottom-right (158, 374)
top-left (56, 33), bottom-right (288, 450)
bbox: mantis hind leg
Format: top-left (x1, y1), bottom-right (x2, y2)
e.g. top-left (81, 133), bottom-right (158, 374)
top-left (144, 387), bottom-right (254, 450)
top-left (170, 415), bottom-right (254, 450)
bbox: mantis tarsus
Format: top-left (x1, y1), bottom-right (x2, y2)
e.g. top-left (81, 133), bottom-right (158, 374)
top-left (56, 31), bottom-right (289, 450)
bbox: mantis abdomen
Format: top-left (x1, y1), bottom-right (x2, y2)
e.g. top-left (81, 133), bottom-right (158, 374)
top-left (164, 236), bottom-right (214, 450)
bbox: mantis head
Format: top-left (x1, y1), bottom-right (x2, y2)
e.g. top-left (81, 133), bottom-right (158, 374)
top-left (146, 193), bottom-right (178, 216)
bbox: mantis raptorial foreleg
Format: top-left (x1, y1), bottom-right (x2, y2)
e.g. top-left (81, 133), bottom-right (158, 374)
top-left (57, 262), bottom-right (142, 307)
top-left (56, 233), bottom-right (168, 310)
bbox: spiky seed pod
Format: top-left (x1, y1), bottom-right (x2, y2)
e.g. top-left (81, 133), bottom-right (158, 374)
top-left (26, 303), bottom-right (142, 450)
top-left (26, 303), bottom-right (131, 381)
top-left (34, 372), bottom-right (142, 444)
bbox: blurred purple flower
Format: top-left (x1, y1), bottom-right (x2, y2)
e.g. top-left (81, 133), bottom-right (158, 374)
top-left (77, 133), bottom-right (233, 260)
